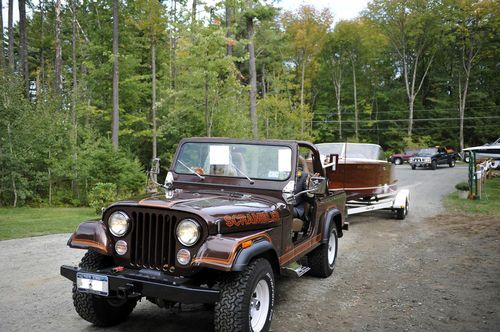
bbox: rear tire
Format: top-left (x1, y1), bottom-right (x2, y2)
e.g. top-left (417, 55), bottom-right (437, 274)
top-left (214, 258), bottom-right (274, 332)
top-left (308, 226), bottom-right (338, 278)
top-left (394, 158), bottom-right (402, 165)
top-left (431, 160), bottom-right (437, 170)
top-left (72, 250), bottom-right (137, 327)
top-left (449, 159), bottom-right (455, 167)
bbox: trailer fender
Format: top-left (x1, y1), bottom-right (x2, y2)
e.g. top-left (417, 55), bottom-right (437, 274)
top-left (392, 189), bottom-right (410, 210)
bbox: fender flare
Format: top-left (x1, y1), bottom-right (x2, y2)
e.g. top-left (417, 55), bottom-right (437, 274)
top-left (231, 240), bottom-right (277, 272)
top-left (67, 221), bottom-right (113, 255)
top-left (321, 208), bottom-right (342, 243)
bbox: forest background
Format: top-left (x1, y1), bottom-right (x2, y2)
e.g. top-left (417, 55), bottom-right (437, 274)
top-left (0, 0), bottom-right (498, 208)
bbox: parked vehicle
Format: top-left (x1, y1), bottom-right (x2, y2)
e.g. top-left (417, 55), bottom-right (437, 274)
top-left (389, 149), bottom-right (420, 165)
top-left (409, 147), bottom-right (458, 170)
top-left (60, 138), bottom-right (347, 332)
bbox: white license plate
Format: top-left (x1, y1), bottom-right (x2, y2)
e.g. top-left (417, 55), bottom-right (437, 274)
top-left (76, 272), bottom-right (109, 296)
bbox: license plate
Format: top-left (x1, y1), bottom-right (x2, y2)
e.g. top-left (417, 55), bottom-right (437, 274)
top-left (76, 272), bottom-right (109, 296)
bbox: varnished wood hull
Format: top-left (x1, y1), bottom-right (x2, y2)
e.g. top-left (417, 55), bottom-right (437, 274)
top-left (326, 159), bottom-right (397, 200)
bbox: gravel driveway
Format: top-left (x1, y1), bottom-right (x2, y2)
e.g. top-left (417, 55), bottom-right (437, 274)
top-left (2, 165), bottom-right (499, 331)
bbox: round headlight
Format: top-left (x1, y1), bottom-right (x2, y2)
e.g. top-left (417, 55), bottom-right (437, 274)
top-left (108, 211), bottom-right (130, 237)
top-left (176, 219), bottom-right (201, 247)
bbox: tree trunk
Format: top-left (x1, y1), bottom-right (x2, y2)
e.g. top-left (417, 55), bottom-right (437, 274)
top-left (247, 14), bottom-right (258, 139)
top-left (0, 0), bottom-right (4, 69)
top-left (191, 0), bottom-right (197, 25)
top-left (8, 0), bottom-right (14, 71)
top-left (112, 0), bottom-right (120, 150)
top-left (71, 0), bottom-right (78, 195)
top-left (55, 0), bottom-right (63, 93)
top-left (204, 73), bottom-right (210, 137)
top-left (351, 58), bottom-right (359, 141)
top-left (300, 54), bottom-right (307, 136)
top-left (459, 60), bottom-right (472, 153)
top-left (40, 0), bottom-right (45, 90)
top-left (225, 1), bottom-right (232, 56)
top-left (170, 0), bottom-right (177, 111)
top-left (261, 65), bottom-right (266, 99)
top-left (19, 0), bottom-right (29, 96)
top-left (151, 42), bottom-right (157, 160)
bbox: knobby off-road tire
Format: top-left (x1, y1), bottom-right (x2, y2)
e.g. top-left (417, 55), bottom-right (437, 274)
top-left (307, 227), bottom-right (338, 278)
top-left (72, 250), bottom-right (137, 327)
top-left (214, 258), bottom-right (275, 332)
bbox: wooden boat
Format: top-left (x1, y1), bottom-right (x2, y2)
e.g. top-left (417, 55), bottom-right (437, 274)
top-left (315, 143), bottom-right (397, 200)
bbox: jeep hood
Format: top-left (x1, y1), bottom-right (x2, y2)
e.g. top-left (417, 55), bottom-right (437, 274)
top-left (113, 190), bottom-right (288, 233)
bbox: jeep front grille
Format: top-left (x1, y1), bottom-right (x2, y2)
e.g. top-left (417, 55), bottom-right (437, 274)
top-left (130, 211), bottom-right (177, 271)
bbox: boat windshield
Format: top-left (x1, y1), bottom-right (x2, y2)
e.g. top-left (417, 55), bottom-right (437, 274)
top-left (316, 143), bottom-right (385, 161)
top-left (416, 148), bottom-right (438, 156)
top-left (174, 142), bottom-right (292, 181)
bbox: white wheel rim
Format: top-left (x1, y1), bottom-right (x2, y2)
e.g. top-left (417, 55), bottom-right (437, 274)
top-left (395, 159), bottom-right (401, 165)
top-left (327, 229), bottom-right (337, 265)
top-left (250, 279), bottom-right (270, 332)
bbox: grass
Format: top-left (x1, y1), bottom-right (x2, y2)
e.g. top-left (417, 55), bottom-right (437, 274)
top-left (444, 175), bottom-right (500, 215)
top-left (0, 207), bottom-right (98, 241)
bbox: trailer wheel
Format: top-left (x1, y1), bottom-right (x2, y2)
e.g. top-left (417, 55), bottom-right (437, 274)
top-left (307, 226), bottom-right (338, 278)
top-left (72, 250), bottom-right (137, 327)
top-left (396, 199), bottom-right (409, 220)
top-left (214, 258), bottom-right (274, 332)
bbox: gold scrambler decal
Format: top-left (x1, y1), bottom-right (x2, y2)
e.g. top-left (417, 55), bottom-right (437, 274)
top-left (224, 211), bottom-right (280, 227)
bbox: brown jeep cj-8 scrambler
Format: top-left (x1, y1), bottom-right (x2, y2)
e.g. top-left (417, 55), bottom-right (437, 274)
top-left (61, 138), bottom-right (347, 332)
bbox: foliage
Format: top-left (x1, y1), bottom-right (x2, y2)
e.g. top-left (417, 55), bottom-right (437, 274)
top-left (0, 0), bottom-right (498, 208)
top-left (455, 181), bottom-right (470, 191)
top-left (445, 177), bottom-right (500, 215)
top-left (88, 183), bottom-right (117, 214)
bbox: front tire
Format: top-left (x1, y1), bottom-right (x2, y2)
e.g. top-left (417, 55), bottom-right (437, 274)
top-left (72, 250), bottom-right (137, 327)
top-left (215, 258), bottom-right (274, 332)
top-left (308, 226), bottom-right (338, 278)
top-left (411, 164), bottom-right (416, 170)
top-left (431, 160), bottom-right (437, 170)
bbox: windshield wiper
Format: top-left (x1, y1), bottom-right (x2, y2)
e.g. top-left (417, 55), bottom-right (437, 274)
top-left (230, 162), bottom-right (254, 184)
top-left (177, 160), bottom-right (205, 180)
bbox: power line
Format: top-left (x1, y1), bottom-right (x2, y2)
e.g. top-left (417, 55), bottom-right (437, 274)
top-left (317, 124), bottom-right (500, 132)
top-left (313, 105), bottom-right (500, 116)
top-left (311, 115), bottom-right (500, 124)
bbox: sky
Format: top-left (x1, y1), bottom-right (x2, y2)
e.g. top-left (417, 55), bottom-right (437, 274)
top-left (2, 0), bottom-right (370, 28)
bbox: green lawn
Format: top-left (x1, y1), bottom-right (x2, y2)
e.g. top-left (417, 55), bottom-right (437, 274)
top-left (0, 207), bottom-right (98, 240)
top-left (444, 176), bottom-right (500, 215)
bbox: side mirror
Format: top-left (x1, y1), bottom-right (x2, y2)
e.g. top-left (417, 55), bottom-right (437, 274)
top-left (164, 171), bottom-right (174, 189)
top-left (308, 176), bottom-right (327, 195)
top-left (323, 154), bottom-right (338, 171)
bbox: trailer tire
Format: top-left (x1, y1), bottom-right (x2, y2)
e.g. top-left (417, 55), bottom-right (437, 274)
top-left (72, 250), bottom-right (137, 327)
top-left (396, 199), bottom-right (409, 220)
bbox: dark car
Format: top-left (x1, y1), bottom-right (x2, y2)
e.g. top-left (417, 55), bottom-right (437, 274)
top-left (60, 138), bottom-right (347, 332)
top-left (409, 147), bottom-right (457, 170)
top-left (389, 149), bottom-right (420, 165)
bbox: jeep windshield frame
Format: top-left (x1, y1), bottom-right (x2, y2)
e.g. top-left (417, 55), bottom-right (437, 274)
top-left (174, 142), bottom-right (293, 182)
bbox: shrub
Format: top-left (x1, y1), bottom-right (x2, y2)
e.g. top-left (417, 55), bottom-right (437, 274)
top-left (455, 181), bottom-right (469, 191)
top-left (88, 183), bottom-right (117, 214)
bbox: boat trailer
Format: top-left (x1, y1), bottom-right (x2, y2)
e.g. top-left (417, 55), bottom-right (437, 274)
top-left (344, 189), bottom-right (410, 220)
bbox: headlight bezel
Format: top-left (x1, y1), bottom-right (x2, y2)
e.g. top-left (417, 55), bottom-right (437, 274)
top-left (108, 211), bottom-right (130, 237)
top-left (176, 218), bottom-right (201, 247)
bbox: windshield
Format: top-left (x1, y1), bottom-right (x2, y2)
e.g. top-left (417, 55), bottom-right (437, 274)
top-left (417, 148), bottom-right (438, 156)
top-left (174, 142), bottom-right (292, 181)
top-left (316, 143), bottom-right (385, 160)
